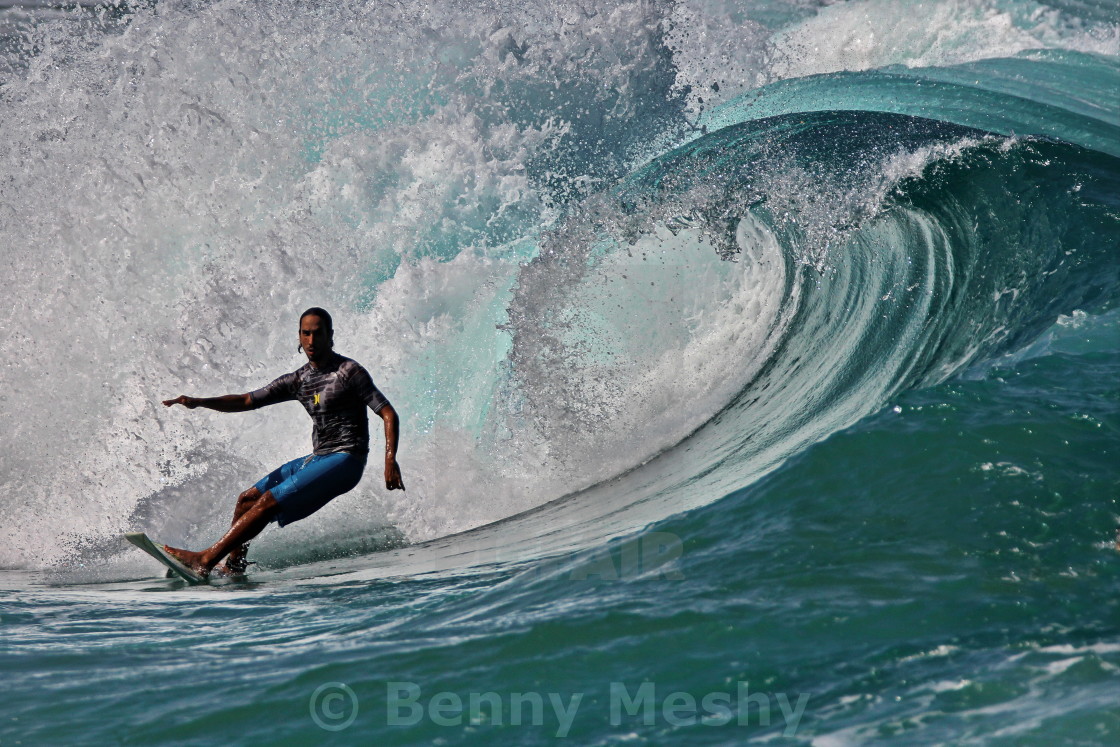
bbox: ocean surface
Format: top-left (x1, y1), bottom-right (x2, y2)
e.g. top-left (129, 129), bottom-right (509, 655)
top-left (1, 0), bottom-right (1118, 744)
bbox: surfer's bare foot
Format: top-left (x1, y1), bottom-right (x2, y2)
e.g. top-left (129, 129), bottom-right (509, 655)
top-left (163, 545), bottom-right (210, 576)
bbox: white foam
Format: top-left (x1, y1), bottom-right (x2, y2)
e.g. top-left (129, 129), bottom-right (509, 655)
top-left (661, 0), bottom-right (1118, 123)
top-left (0, 0), bottom-right (793, 568)
top-left (0, 0), bottom-right (615, 567)
top-left (500, 209), bottom-right (789, 500)
top-left (769, 0), bottom-right (1117, 80)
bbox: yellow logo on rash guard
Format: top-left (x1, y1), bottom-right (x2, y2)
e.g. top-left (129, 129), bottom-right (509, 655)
top-left (313, 393), bottom-right (321, 406)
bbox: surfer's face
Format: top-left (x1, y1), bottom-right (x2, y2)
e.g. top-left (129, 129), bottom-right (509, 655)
top-left (299, 314), bottom-right (332, 363)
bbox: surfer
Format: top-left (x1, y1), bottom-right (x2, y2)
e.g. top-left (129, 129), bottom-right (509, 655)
top-left (159, 307), bottom-right (403, 577)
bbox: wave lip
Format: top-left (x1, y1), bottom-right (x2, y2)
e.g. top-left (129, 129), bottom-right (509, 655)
top-left (704, 50), bottom-right (1120, 157)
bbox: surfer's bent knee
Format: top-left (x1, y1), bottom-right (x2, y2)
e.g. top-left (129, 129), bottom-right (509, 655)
top-left (238, 486), bottom-right (262, 504)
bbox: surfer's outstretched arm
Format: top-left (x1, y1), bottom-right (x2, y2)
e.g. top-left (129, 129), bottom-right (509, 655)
top-left (162, 393), bottom-right (255, 412)
top-left (378, 403), bottom-right (405, 491)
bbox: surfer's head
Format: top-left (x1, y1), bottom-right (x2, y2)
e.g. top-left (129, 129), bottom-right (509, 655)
top-left (299, 307), bottom-right (334, 364)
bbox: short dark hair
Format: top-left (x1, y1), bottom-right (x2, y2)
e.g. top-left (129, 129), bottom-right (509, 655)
top-left (299, 307), bottom-right (333, 336)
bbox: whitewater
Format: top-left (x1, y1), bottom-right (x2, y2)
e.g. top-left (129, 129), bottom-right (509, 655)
top-left (2, 0), bottom-right (1118, 743)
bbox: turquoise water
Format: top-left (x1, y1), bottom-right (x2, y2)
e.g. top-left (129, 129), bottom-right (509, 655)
top-left (2, 0), bottom-right (1118, 744)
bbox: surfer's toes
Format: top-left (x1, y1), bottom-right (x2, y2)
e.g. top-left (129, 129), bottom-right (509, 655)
top-left (163, 544), bottom-right (208, 575)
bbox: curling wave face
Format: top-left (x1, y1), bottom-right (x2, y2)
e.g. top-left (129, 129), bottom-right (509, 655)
top-left (483, 109), bottom-right (1120, 543)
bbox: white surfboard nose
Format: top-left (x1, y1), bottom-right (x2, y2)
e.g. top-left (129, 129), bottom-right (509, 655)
top-left (124, 532), bottom-right (208, 584)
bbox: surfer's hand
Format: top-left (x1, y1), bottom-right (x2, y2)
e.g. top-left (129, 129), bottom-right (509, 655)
top-left (162, 395), bottom-right (197, 409)
top-left (385, 458), bottom-right (405, 491)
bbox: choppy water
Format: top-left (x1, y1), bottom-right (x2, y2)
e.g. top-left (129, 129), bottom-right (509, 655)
top-left (2, 0), bottom-right (1118, 743)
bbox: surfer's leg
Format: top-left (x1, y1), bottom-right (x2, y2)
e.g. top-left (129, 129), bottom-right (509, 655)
top-left (233, 487), bottom-right (262, 521)
top-left (220, 487), bottom-right (263, 573)
top-left (164, 491), bottom-right (279, 575)
top-left (208, 457), bottom-right (304, 574)
top-left (164, 454), bottom-right (363, 575)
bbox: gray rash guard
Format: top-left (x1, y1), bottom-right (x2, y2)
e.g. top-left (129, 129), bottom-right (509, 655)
top-left (249, 353), bottom-right (390, 455)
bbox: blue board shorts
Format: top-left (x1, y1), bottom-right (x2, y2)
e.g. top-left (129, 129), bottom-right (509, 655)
top-left (254, 451), bottom-right (367, 527)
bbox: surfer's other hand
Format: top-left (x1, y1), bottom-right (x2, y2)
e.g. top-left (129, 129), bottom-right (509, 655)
top-left (162, 395), bottom-right (197, 409)
top-left (385, 458), bottom-right (405, 491)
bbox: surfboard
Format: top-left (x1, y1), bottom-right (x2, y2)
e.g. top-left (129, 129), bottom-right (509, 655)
top-left (124, 532), bottom-right (208, 584)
